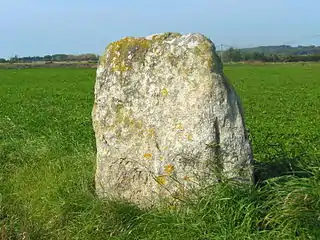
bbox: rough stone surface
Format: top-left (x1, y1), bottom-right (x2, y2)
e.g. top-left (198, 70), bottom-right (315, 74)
top-left (92, 32), bottom-right (253, 206)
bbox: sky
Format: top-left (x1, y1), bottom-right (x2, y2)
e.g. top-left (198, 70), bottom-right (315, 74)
top-left (1, 0), bottom-right (320, 58)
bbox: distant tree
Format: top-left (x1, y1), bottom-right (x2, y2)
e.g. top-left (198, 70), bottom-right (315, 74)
top-left (263, 54), bottom-right (280, 62)
top-left (242, 52), bottom-right (252, 61)
top-left (0, 58), bottom-right (7, 63)
top-left (224, 47), bottom-right (242, 62)
top-left (252, 52), bottom-right (266, 61)
top-left (52, 54), bottom-right (68, 62)
top-left (43, 55), bottom-right (52, 61)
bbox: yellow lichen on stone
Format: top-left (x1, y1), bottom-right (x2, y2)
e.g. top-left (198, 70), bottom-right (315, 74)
top-left (160, 156), bottom-right (164, 161)
top-left (147, 128), bottom-right (155, 137)
top-left (143, 153), bottom-right (153, 160)
top-left (164, 164), bottom-right (175, 175)
top-left (156, 175), bottom-right (166, 185)
top-left (176, 122), bottom-right (184, 130)
top-left (161, 88), bottom-right (168, 97)
top-left (187, 134), bottom-right (193, 141)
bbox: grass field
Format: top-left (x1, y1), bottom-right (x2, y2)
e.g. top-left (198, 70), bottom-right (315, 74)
top-left (0, 62), bottom-right (97, 69)
top-left (1, 64), bottom-right (319, 239)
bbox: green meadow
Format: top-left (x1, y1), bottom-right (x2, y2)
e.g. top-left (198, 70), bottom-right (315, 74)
top-left (1, 64), bottom-right (319, 239)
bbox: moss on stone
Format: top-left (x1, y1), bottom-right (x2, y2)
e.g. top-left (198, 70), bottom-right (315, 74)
top-left (101, 32), bottom-right (184, 74)
top-left (100, 32), bottom-right (220, 75)
top-left (105, 37), bottom-right (151, 73)
top-left (194, 40), bottom-right (215, 71)
top-left (151, 32), bottom-right (182, 42)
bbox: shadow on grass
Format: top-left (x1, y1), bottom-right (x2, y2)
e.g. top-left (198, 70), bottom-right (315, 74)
top-left (253, 143), bottom-right (314, 184)
top-left (106, 200), bottom-right (144, 226)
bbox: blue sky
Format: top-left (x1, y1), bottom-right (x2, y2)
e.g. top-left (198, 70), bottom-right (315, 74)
top-left (1, 0), bottom-right (319, 58)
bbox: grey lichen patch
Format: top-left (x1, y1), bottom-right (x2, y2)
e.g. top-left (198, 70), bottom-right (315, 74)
top-left (167, 53), bottom-right (179, 67)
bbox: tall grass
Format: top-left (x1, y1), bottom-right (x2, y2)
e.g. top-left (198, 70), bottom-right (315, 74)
top-left (0, 65), bottom-right (319, 239)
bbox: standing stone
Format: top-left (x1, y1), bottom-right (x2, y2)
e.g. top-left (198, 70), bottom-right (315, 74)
top-left (92, 32), bottom-right (253, 206)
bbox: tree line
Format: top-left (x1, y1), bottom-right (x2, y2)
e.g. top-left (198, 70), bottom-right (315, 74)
top-left (2, 48), bottom-right (320, 64)
top-left (0, 54), bottom-right (99, 64)
top-left (221, 47), bottom-right (320, 62)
